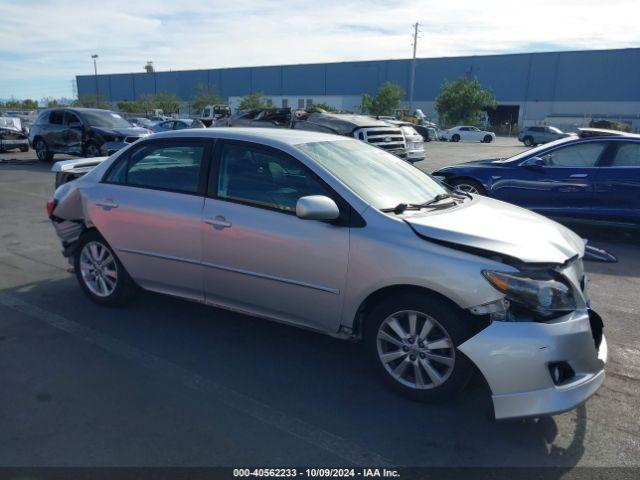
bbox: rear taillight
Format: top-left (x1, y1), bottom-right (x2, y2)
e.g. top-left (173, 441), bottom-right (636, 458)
top-left (46, 199), bottom-right (58, 216)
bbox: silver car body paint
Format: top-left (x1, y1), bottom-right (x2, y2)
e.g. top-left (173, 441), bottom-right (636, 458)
top-left (50, 128), bottom-right (606, 419)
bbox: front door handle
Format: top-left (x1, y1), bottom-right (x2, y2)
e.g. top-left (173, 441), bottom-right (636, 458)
top-left (569, 174), bottom-right (588, 178)
top-left (204, 216), bottom-right (232, 230)
top-left (95, 198), bottom-right (118, 209)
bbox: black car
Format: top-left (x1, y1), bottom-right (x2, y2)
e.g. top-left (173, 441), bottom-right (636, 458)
top-left (28, 108), bottom-right (149, 162)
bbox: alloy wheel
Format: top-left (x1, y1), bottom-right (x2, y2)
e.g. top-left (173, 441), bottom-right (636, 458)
top-left (454, 183), bottom-right (480, 194)
top-left (79, 241), bottom-right (118, 297)
top-left (376, 310), bottom-right (455, 390)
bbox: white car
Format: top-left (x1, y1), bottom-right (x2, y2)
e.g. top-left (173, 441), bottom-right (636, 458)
top-left (444, 126), bottom-right (495, 143)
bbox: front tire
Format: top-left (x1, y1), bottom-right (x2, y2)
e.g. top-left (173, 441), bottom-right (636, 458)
top-left (365, 293), bottom-right (475, 403)
top-left (20, 145), bottom-right (29, 152)
top-left (74, 231), bottom-right (134, 306)
top-left (483, 135), bottom-right (493, 143)
top-left (523, 136), bottom-right (534, 146)
top-left (451, 134), bottom-right (460, 142)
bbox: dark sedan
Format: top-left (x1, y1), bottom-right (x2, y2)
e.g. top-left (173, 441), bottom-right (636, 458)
top-left (433, 129), bottom-right (640, 228)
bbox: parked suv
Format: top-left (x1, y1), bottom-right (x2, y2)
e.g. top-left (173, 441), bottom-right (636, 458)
top-left (47, 128), bottom-right (606, 420)
top-left (29, 108), bottom-right (149, 162)
top-left (518, 126), bottom-right (571, 146)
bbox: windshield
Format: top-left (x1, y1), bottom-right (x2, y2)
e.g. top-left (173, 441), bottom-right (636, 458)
top-left (297, 139), bottom-right (448, 210)
top-left (0, 117), bottom-right (21, 130)
top-left (549, 126), bottom-right (563, 134)
top-left (80, 111), bottom-right (133, 128)
top-left (495, 136), bottom-right (576, 163)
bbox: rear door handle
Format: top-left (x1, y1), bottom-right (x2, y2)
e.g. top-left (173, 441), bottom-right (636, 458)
top-left (569, 174), bottom-right (588, 178)
top-left (204, 216), bottom-right (232, 230)
top-left (95, 198), bottom-right (118, 209)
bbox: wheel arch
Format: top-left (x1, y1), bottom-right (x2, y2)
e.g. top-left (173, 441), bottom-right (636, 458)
top-left (351, 284), bottom-right (479, 340)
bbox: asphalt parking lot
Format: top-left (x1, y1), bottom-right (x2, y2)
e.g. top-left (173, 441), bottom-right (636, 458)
top-left (1, 137), bottom-right (639, 468)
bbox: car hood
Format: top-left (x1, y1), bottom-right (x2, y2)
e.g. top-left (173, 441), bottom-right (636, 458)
top-left (90, 126), bottom-right (148, 137)
top-left (403, 195), bottom-right (584, 264)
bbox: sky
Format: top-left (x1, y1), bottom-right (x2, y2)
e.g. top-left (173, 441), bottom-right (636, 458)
top-left (1, 0), bottom-right (639, 99)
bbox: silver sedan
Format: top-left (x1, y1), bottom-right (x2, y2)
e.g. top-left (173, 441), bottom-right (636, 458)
top-left (47, 128), bottom-right (606, 420)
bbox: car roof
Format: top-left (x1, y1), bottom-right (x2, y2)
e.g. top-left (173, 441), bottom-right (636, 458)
top-left (150, 127), bottom-right (344, 147)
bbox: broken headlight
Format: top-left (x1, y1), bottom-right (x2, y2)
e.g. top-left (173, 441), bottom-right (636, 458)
top-left (482, 270), bottom-right (576, 317)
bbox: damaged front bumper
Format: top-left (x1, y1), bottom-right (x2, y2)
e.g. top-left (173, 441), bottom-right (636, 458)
top-left (459, 308), bottom-right (606, 420)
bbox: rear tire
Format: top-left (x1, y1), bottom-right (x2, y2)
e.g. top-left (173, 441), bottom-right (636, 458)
top-left (364, 293), bottom-right (475, 403)
top-left (74, 231), bottom-right (135, 306)
top-left (34, 138), bottom-right (53, 162)
top-left (20, 145), bottom-right (29, 152)
top-left (451, 134), bottom-right (460, 142)
top-left (450, 178), bottom-right (486, 196)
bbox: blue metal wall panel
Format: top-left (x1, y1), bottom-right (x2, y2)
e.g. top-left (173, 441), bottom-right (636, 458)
top-left (282, 64), bottom-right (325, 95)
top-left (133, 73), bottom-right (156, 97)
top-left (554, 49), bottom-right (640, 101)
top-left (251, 66), bottom-right (282, 95)
top-left (219, 68), bottom-right (252, 97)
top-left (76, 48), bottom-right (640, 103)
top-left (525, 52), bottom-right (558, 102)
top-left (109, 73), bottom-right (135, 101)
top-left (325, 61), bottom-right (382, 96)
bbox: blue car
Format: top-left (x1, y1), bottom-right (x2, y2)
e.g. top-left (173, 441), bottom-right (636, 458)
top-left (432, 129), bottom-right (640, 228)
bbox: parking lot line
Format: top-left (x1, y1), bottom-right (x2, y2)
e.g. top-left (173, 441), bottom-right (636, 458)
top-left (0, 291), bottom-right (391, 467)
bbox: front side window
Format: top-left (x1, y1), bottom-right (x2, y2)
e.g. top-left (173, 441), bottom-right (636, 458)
top-left (297, 139), bottom-right (448, 211)
top-left (106, 142), bottom-right (205, 193)
top-left (611, 142), bottom-right (640, 167)
top-left (540, 142), bottom-right (607, 167)
top-left (216, 143), bottom-right (330, 213)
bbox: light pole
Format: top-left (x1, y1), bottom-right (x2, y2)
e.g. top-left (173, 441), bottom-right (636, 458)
top-left (408, 22), bottom-right (419, 114)
top-left (91, 54), bottom-right (99, 106)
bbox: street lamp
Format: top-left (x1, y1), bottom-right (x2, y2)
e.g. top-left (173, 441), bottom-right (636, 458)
top-left (91, 54), bottom-right (99, 106)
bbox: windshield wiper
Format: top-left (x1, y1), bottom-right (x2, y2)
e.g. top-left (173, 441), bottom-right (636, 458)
top-left (381, 194), bottom-right (462, 214)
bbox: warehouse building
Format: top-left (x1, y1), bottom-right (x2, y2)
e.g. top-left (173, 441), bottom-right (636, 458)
top-left (76, 48), bottom-right (640, 132)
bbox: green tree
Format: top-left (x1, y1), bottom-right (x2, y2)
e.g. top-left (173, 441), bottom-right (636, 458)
top-left (435, 76), bottom-right (496, 127)
top-left (117, 100), bottom-right (143, 114)
top-left (238, 92), bottom-right (268, 110)
top-left (311, 102), bottom-right (337, 112)
top-left (361, 82), bottom-right (404, 116)
top-left (152, 91), bottom-right (180, 114)
top-left (190, 83), bottom-right (224, 113)
top-left (78, 94), bottom-right (110, 109)
top-left (21, 99), bottom-right (38, 110)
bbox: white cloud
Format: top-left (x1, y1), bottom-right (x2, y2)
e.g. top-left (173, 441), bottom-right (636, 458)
top-left (1, 0), bottom-right (639, 98)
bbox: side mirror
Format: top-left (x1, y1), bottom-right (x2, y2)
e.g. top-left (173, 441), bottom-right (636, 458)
top-left (69, 121), bottom-right (82, 129)
top-left (296, 195), bottom-right (340, 221)
top-left (523, 156), bottom-right (546, 169)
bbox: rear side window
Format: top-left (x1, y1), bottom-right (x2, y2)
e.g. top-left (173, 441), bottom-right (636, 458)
top-left (105, 142), bottom-right (205, 194)
top-left (541, 142), bottom-right (607, 167)
top-left (611, 142), bottom-right (640, 167)
top-left (49, 111), bottom-right (64, 125)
